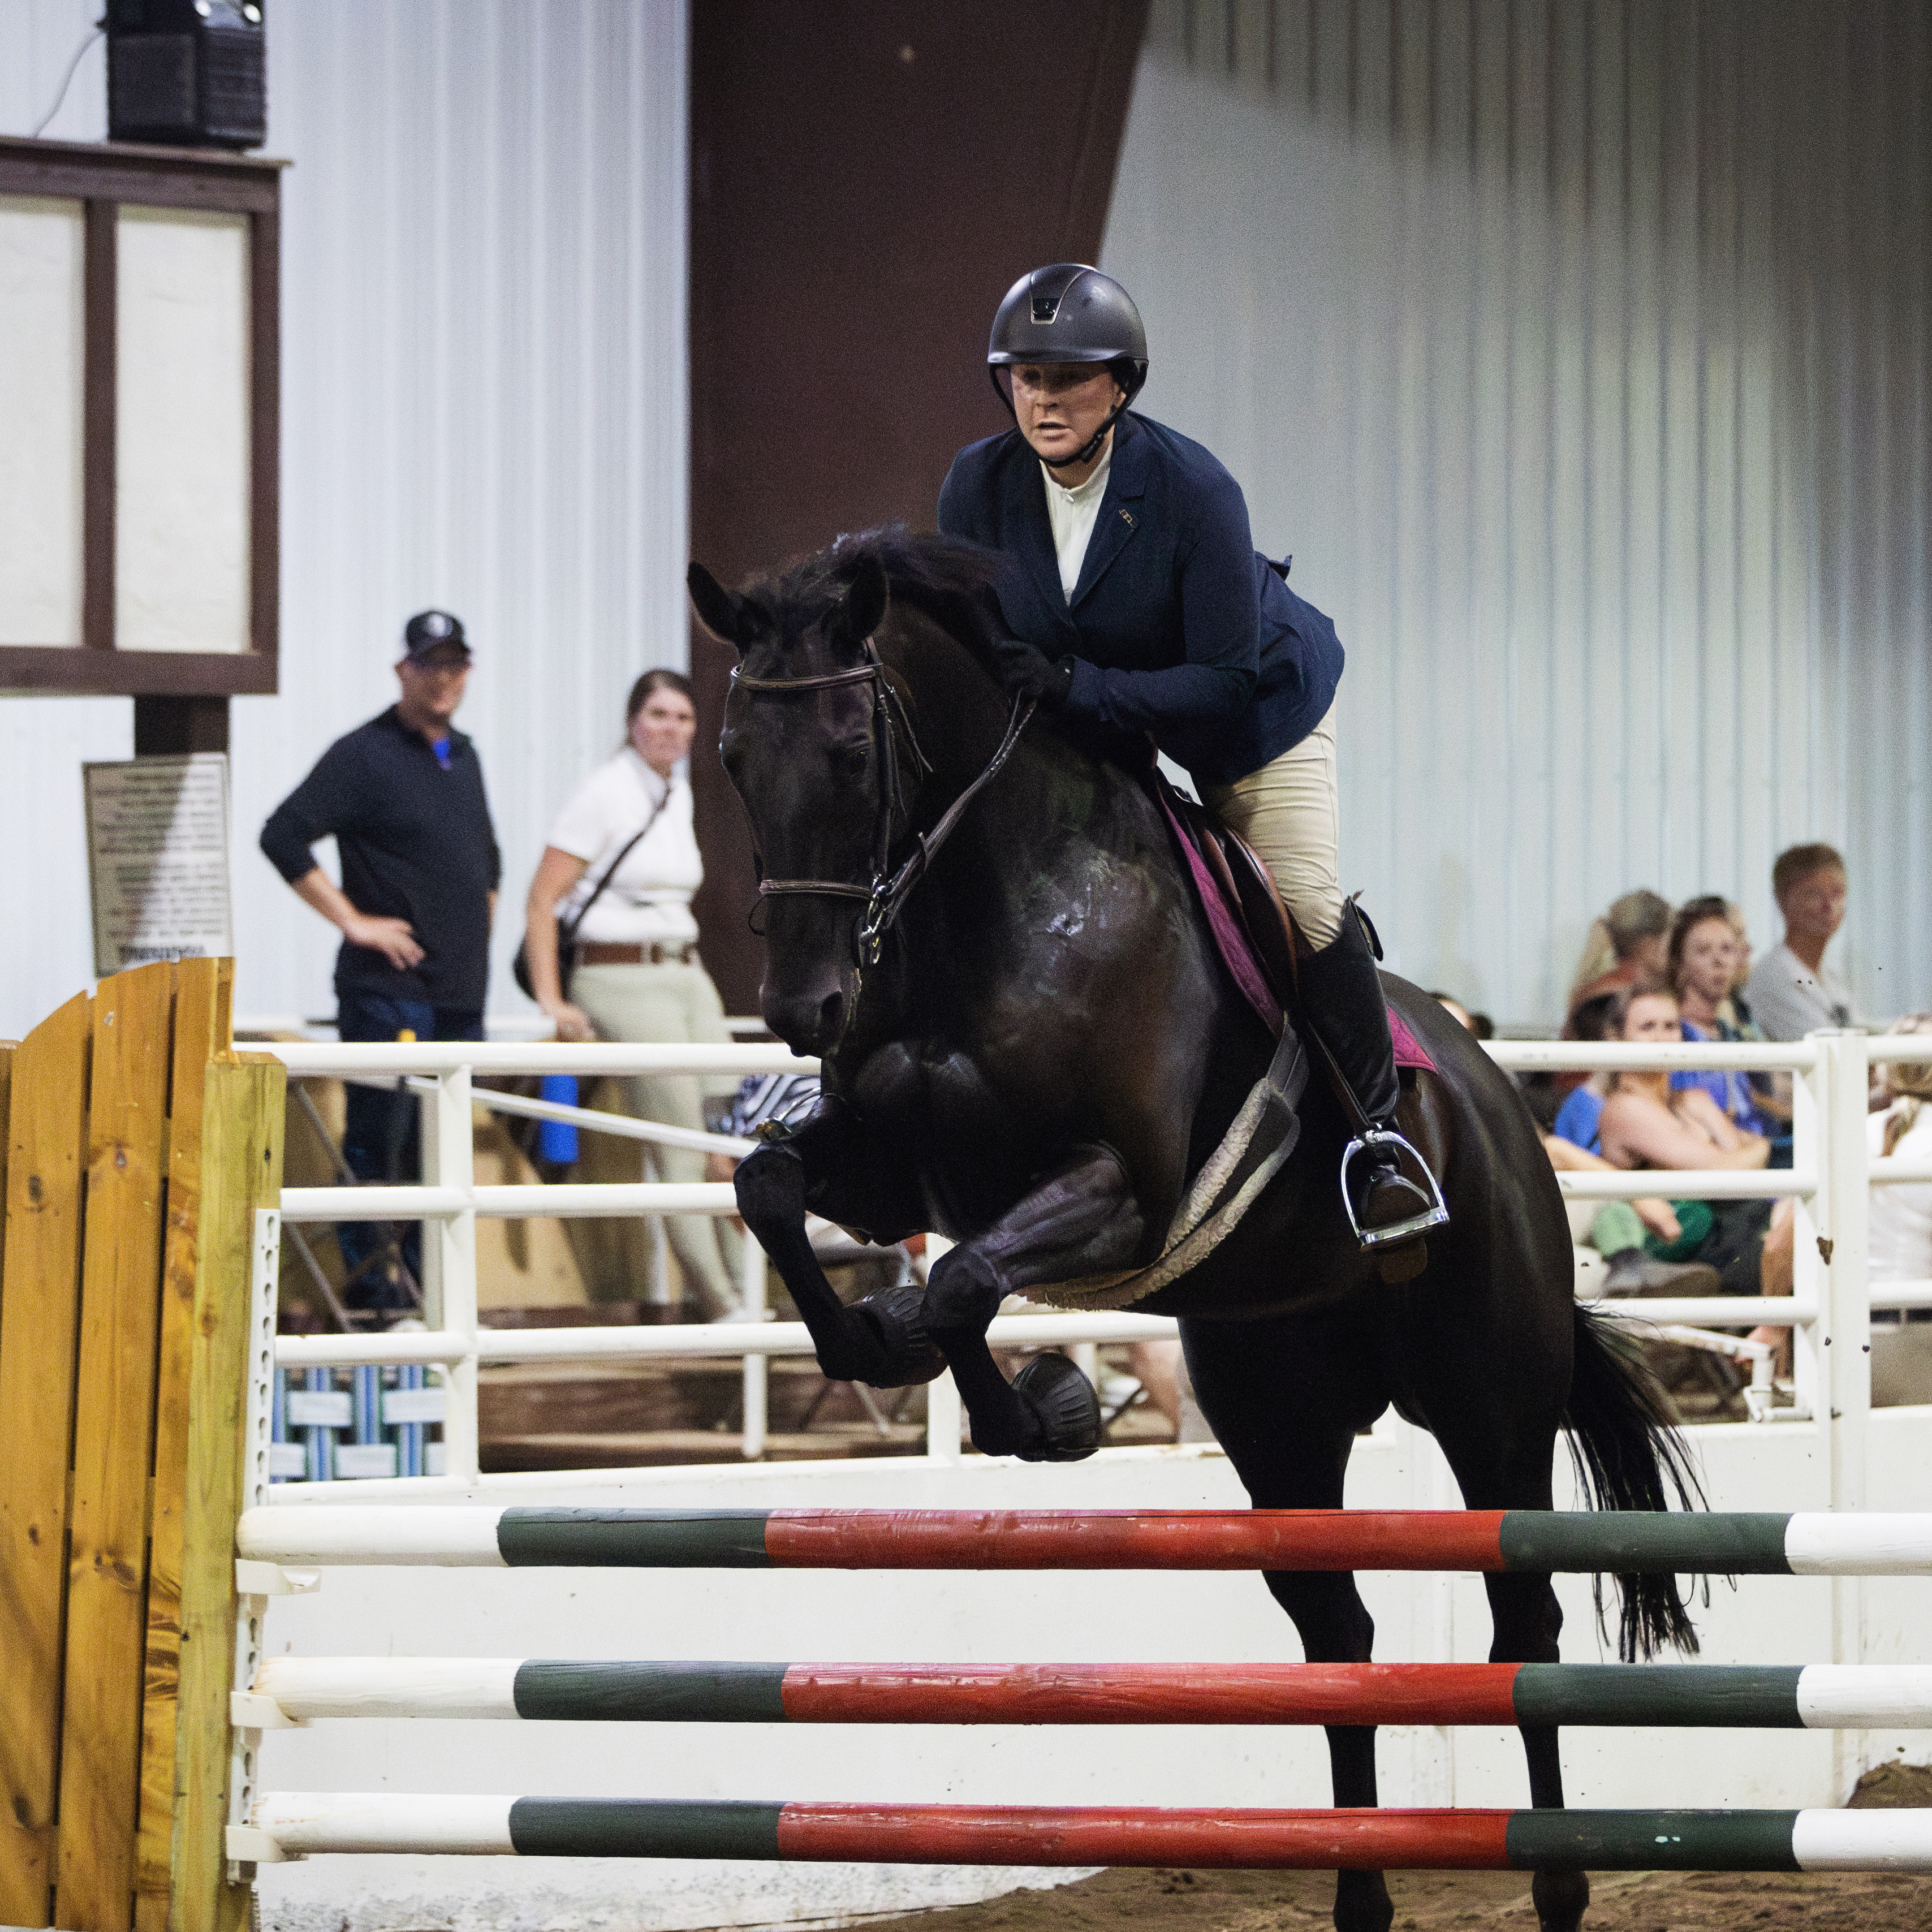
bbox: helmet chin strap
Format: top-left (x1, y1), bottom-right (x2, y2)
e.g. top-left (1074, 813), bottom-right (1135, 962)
top-left (1039, 395), bottom-right (1128, 471)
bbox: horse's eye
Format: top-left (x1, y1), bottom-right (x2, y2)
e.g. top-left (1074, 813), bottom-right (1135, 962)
top-left (833, 740), bottom-right (870, 776)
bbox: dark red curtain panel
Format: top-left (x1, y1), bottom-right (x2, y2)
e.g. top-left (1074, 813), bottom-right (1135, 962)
top-left (687, 0), bottom-right (1149, 1016)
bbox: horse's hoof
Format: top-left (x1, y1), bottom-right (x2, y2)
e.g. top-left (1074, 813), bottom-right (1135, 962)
top-left (1010, 1353), bottom-right (1103, 1463)
top-left (848, 1284), bottom-right (947, 1388)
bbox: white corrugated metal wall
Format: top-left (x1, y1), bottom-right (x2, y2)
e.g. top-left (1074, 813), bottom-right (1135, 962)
top-left (1103, 0), bottom-right (1929, 1027)
top-left (0, 0), bottom-right (687, 1036)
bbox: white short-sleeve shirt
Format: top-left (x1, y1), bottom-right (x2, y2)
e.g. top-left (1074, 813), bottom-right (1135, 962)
top-left (545, 748), bottom-right (702, 946)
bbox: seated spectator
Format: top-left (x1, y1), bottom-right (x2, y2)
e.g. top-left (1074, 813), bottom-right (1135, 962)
top-left (1667, 896), bottom-right (1778, 1141)
top-left (1566, 890), bottom-right (1672, 1020)
top-left (1542, 1132), bottom-right (1720, 1296)
top-left (1431, 993), bottom-right (1494, 1040)
top-left (1746, 843), bottom-right (1860, 1040)
top-left (1869, 1014), bottom-right (1932, 1293)
top-left (1551, 989), bottom-right (1621, 1152)
top-left (1598, 981), bottom-right (1795, 1361)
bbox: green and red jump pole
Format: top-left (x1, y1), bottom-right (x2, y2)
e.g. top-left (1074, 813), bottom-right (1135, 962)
top-left (234, 1797), bottom-right (1932, 1871)
top-left (245, 1657), bottom-right (1932, 1731)
top-left (236, 1506), bottom-right (1932, 1574)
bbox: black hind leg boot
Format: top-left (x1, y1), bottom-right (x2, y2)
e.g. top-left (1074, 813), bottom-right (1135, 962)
top-left (1296, 907), bottom-right (1448, 1280)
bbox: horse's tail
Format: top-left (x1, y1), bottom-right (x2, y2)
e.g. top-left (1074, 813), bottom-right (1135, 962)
top-left (1562, 1302), bottom-right (1706, 1661)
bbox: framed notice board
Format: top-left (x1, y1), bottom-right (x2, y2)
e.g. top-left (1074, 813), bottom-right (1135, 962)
top-left (0, 134), bottom-right (282, 697)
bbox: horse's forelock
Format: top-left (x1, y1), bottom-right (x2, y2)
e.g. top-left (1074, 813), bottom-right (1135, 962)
top-left (738, 527), bottom-right (1005, 674)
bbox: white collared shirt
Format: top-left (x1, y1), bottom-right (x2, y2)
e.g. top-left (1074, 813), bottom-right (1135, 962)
top-left (1040, 440), bottom-right (1114, 603)
top-left (544, 747), bottom-right (702, 946)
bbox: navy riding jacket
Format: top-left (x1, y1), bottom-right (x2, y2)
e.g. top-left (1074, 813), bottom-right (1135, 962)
top-left (936, 411), bottom-right (1344, 787)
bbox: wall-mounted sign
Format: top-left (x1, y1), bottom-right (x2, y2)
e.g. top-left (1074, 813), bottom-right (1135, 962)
top-left (0, 133), bottom-right (283, 698)
top-left (83, 752), bottom-right (232, 977)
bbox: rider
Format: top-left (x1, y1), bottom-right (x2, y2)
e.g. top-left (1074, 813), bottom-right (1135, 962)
top-left (937, 261), bottom-right (1445, 1261)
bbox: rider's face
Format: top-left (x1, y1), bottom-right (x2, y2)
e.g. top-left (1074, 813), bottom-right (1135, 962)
top-left (1008, 363), bottom-right (1124, 467)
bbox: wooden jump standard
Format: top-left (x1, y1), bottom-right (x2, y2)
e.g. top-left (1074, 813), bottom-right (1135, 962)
top-left (238, 1504), bottom-right (1932, 1574)
top-left (242, 1658), bottom-right (1932, 1730)
top-left (232, 1798), bottom-right (1932, 1871)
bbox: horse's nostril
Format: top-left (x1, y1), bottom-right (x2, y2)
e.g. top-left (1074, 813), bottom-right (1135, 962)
top-left (817, 990), bottom-right (846, 1040)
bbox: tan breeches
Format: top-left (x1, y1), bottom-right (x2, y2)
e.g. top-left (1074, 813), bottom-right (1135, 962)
top-left (570, 961), bottom-right (743, 1314)
top-left (1201, 698), bottom-right (1344, 948)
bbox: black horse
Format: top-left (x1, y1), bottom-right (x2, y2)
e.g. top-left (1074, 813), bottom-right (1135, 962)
top-left (688, 530), bottom-right (1696, 1932)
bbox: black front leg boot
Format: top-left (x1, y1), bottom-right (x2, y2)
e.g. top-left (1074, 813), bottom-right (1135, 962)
top-left (1297, 909), bottom-right (1448, 1282)
top-left (732, 1144), bottom-right (889, 1384)
top-left (922, 1249), bottom-right (1101, 1460)
top-left (1009, 1353), bottom-right (1103, 1462)
top-left (845, 1283), bottom-right (947, 1387)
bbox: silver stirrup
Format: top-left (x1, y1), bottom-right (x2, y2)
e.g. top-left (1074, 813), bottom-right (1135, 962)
top-left (1339, 1128), bottom-right (1450, 1249)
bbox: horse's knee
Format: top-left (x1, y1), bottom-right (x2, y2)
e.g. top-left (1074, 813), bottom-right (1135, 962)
top-left (734, 1144), bottom-right (804, 1232)
top-left (1266, 1571), bottom-right (1376, 1661)
top-left (922, 1247), bottom-right (1004, 1335)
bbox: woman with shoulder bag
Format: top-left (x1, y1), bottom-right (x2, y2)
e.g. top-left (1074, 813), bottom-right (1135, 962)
top-left (522, 670), bottom-right (741, 1318)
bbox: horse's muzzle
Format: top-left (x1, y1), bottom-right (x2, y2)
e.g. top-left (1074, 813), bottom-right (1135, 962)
top-left (762, 984), bottom-right (848, 1058)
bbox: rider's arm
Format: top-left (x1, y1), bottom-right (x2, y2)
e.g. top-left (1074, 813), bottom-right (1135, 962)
top-left (1061, 463), bottom-right (1260, 731)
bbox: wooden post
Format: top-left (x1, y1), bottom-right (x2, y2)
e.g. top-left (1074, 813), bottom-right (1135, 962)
top-left (0, 965), bottom-right (281, 1931)
top-left (0, 990), bottom-right (95, 1927)
top-left (58, 964), bottom-right (178, 1929)
top-left (158, 1046), bottom-right (281, 1931)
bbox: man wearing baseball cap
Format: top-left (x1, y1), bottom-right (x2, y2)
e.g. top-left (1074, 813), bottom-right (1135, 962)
top-left (261, 610), bottom-right (501, 1308)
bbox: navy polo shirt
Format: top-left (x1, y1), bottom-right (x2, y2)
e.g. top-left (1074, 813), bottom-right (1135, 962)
top-left (261, 706), bottom-right (501, 1008)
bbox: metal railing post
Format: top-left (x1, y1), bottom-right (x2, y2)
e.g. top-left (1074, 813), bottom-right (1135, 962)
top-left (740, 1233), bottom-right (769, 1461)
top-left (1821, 1031), bottom-right (1873, 1795)
top-left (422, 1065), bottom-right (480, 1484)
top-left (922, 1234), bottom-right (963, 1463)
top-left (1790, 1042), bottom-right (1827, 1429)
top-left (925, 1372), bottom-right (963, 1464)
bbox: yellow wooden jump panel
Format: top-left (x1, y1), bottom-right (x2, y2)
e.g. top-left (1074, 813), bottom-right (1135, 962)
top-left (0, 961), bottom-right (278, 1932)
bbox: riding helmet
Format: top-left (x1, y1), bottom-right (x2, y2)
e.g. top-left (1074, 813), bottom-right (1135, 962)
top-left (986, 262), bottom-right (1149, 409)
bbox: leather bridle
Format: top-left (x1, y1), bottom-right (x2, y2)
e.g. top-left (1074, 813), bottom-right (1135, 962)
top-left (730, 634), bottom-right (1034, 972)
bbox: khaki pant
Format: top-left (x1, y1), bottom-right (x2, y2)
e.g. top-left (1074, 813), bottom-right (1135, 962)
top-left (570, 961), bottom-right (743, 1316)
top-left (1202, 698), bottom-right (1344, 948)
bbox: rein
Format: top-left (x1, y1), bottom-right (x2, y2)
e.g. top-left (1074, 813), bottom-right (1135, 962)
top-left (731, 635), bottom-right (1035, 969)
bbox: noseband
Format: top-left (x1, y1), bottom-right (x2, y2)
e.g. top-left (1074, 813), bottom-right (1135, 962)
top-left (731, 634), bottom-right (1034, 972)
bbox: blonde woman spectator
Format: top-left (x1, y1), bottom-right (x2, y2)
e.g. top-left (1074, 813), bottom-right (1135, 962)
top-left (523, 671), bottom-right (741, 1318)
top-left (1567, 890), bottom-right (1672, 1017)
top-left (1869, 1014), bottom-right (1932, 1291)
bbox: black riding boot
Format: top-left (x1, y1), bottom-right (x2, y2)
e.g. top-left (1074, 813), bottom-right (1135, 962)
top-left (1296, 908), bottom-right (1448, 1273)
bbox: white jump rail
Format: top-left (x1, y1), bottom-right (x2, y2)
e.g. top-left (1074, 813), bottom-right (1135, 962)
top-left (267, 1041), bottom-right (1180, 1475)
top-left (263, 1030), bottom-right (1932, 1489)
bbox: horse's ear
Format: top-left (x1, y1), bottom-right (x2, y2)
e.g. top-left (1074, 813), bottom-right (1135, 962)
top-left (835, 553), bottom-right (890, 645)
top-left (687, 561), bottom-right (748, 650)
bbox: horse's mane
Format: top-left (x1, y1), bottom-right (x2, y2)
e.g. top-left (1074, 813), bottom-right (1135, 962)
top-left (736, 525), bottom-right (1006, 672)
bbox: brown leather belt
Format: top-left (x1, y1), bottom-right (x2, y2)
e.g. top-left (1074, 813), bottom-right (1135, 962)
top-left (577, 941), bottom-right (698, 967)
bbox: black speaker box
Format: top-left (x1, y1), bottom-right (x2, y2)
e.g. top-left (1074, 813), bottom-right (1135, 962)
top-left (107, 0), bottom-right (266, 151)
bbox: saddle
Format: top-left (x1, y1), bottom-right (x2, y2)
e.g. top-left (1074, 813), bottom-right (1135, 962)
top-left (1149, 772), bottom-right (1435, 1074)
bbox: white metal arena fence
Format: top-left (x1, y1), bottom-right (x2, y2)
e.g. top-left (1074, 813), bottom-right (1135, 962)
top-left (261, 1029), bottom-right (1932, 1491)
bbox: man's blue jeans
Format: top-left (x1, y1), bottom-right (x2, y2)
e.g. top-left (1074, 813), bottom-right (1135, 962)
top-left (337, 991), bottom-right (484, 1306)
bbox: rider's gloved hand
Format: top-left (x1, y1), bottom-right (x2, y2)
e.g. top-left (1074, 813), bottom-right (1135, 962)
top-left (989, 636), bottom-right (1077, 708)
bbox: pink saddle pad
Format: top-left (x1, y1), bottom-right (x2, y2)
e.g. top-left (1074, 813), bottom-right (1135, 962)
top-left (1156, 788), bottom-right (1436, 1075)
